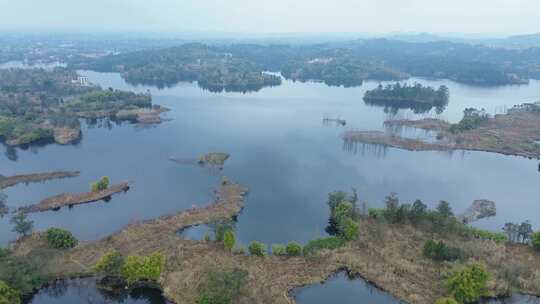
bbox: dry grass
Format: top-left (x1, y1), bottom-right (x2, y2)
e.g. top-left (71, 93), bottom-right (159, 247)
top-left (345, 110), bottom-right (540, 159)
top-left (8, 180), bottom-right (540, 304)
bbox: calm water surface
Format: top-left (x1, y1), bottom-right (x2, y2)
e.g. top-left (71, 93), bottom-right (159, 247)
top-left (293, 271), bottom-right (402, 304)
top-left (1, 70), bottom-right (540, 303)
top-left (27, 278), bottom-right (168, 304)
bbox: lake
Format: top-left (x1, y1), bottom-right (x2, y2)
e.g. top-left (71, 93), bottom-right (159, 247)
top-left (1, 69), bottom-right (540, 303)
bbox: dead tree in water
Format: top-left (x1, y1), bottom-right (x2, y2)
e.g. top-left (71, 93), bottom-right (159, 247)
top-left (323, 115), bottom-right (346, 126)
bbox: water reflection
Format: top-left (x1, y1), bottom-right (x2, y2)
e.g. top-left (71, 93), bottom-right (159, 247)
top-left (364, 98), bottom-right (448, 115)
top-left (28, 278), bottom-right (168, 304)
top-left (294, 271), bottom-right (402, 304)
top-left (1, 71), bottom-right (540, 248)
top-left (481, 294), bottom-right (540, 304)
top-left (178, 224), bottom-right (212, 240)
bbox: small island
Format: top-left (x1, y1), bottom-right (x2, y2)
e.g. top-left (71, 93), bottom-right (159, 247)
top-left (19, 177), bottom-right (130, 213)
top-left (363, 83), bottom-right (449, 113)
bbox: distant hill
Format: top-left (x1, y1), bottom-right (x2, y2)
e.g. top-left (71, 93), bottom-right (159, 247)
top-left (487, 33), bottom-right (540, 49)
top-left (386, 32), bottom-right (540, 49)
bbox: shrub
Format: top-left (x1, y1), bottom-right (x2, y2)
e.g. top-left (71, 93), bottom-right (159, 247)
top-left (91, 176), bottom-right (110, 192)
top-left (223, 230), bottom-right (236, 252)
top-left (45, 228), bottom-right (78, 249)
top-left (94, 251), bottom-right (125, 276)
top-left (122, 252), bottom-right (165, 284)
top-left (0, 280), bottom-right (21, 304)
top-left (340, 218), bottom-right (359, 241)
top-left (271, 244), bottom-right (286, 256)
top-left (434, 298), bottom-right (458, 304)
top-left (368, 208), bottom-right (386, 220)
top-left (423, 240), bottom-right (462, 262)
top-left (196, 267), bottom-right (248, 304)
top-left (532, 231), bottom-right (540, 252)
top-left (0, 247), bottom-right (9, 259)
top-left (0, 255), bottom-right (47, 295)
top-left (248, 241), bottom-right (266, 257)
top-left (210, 219), bottom-right (235, 242)
top-left (285, 242), bottom-right (302, 257)
top-left (445, 263), bottom-right (490, 304)
top-left (303, 237), bottom-right (345, 257)
top-left (467, 227), bottom-right (507, 244)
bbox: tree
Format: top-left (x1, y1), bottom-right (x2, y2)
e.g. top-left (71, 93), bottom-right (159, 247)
top-left (532, 231), bottom-right (540, 252)
top-left (385, 192), bottom-right (399, 212)
top-left (0, 191), bottom-right (7, 218)
top-left (285, 242), bottom-right (302, 257)
top-left (91, 176), bottom-right (110, 192)
top-left (94, 251), bottom-right (125, 276)
top-left (271, 244), bottom-right (286, 256)
top-left (248, 241), bottom-right (266, 257)
top-left (209, 219), bottom-right (235, 242)
top-left (223, 230), bottom-right (235, 252)
top-left (445, 263), bottom-right (490, 304)
top-left (196, 267), bottom-right (248, 304)
top-left (340, 218), bottom-right (359, 241)
top-left (437, 201), bottom-right (453, 218)
top-left (409, 199), bottom-right (427, 224)
top-left (122, 252), bottom-right (165, 285)
top-left (503, 223), bottom-right (519, 243)
top-left (327, 191), bottom-right (348, 217)
top-left (10, 212), bottom-right (33, 237)
top-left (423, 240), bottom-right (461, 262)
top-left (45, 228), bottom-right (78, 249)
top-left (0, 280), bottom-right (21, 304)
top-left (518, 221), bottom-right (533, 244)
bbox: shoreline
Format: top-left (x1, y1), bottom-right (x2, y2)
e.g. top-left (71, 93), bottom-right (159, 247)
top-left (0, 171), bottom-right (80, 190)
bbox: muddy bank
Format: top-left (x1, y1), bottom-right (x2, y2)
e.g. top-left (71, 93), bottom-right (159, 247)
top-left (343, 105), bottom-right (540, 159)
top-left (0, 171), bottom-right (80, 190)
top-left (19, 181), bottom-right (130, 213)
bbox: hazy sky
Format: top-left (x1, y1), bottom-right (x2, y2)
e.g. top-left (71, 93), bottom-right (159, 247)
top-left (0, 0), bottom-right (538, 35)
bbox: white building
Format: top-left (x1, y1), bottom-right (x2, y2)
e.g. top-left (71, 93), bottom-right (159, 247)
top-left (72, 76), bottom-right (89, 86)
